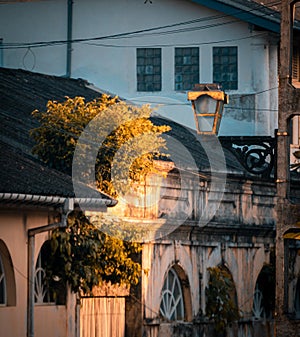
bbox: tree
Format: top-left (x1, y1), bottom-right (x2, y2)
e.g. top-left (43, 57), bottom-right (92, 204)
top-left (47, 212), bottom-right (142, 295)
top-left (31, 95), bottom-right (170, 197)
top-left (31, 95), bottom-right (171, 294)
top-left (205, 265), bottom-right (240, 335)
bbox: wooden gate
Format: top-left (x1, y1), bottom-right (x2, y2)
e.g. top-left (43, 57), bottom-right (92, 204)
top-left (80, 297), bottom-right (125, 337)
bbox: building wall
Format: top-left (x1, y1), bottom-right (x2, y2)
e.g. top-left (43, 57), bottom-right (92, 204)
top-left (141, 239), bottom-right (274, 337)
top-left (140, 178), bottom-right (276, 316)
top-left (0, 209), bottom-right (76, 337)
top-left (109, 169), bottom-right (278, 336)
top-left (0, 0), bottom-right (67, 75)
top-left (0, 0), bottom-right (278, 135)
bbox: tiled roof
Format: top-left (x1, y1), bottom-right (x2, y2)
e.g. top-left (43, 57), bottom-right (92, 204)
top-left (0, 67), bottom-right (100, 154)
top-left (0, 67), bottom-right (113, 200)
top-left (0, 67), bottom-right (266, 202)
top-left (0, 140), bottom-right (74, 196)
top-left (0, 140), bottom-right (114, 205)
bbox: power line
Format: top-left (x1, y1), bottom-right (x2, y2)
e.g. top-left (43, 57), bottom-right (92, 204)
top-left (128, 86), bottom-right (279, 109)
top-left (226, 107), bottom-right (278, 111)
top-left (0, 1), bottom-right (281, 50)
top-left (239, 86), bottom-right (278, 98)
top-left (129, 100), bottom-right (279, 113)
top-left (84, 32), bottom-right (269, 49)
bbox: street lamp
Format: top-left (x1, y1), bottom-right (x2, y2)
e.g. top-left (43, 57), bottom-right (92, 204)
top-left (187, 83), bottom-right (228, 135)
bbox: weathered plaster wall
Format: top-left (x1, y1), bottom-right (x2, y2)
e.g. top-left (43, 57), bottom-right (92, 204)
top-left (118, 170), bottom-right (277, 337)
top-left (141, 238), bottom-right (274, 337)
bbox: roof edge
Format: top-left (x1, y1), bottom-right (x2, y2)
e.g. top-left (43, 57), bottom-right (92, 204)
top-left (0, 193), bottom-right (118, 208)
top-left (189, 0), bottom-right (280, 33)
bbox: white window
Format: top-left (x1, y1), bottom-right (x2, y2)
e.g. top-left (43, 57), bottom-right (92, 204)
top-left (159, 267), bottom-right (184, 321)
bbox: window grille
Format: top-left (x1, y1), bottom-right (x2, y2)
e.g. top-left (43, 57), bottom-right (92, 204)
top-left (159, 268), bottom-right (184, 321)
top-left (213, 46), bottom-right (238, 90)
top-left (137, 48), bottom-right (161, 91)
top-left (252, 284), bottom-right (265, 319)
top-left (34, 251), bottom-right (53, 304)
top-left (175, 47), bottom-right (199, 91)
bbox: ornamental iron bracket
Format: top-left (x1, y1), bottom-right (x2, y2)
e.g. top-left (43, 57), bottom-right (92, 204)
top-left (219, 136), bottom-right (276, 180)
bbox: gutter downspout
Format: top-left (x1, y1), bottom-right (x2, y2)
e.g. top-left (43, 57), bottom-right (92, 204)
top-left (0, 193), bottom-right (67, 205)
top-left (66, 0), bottom-right (73, 78)
top-left (27, 198), bottom-right (74, 337)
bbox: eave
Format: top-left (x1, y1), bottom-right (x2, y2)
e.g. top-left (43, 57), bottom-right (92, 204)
top-left (189, 0), bottom-right (281, 33)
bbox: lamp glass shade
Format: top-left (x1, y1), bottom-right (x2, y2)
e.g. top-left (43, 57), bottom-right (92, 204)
top-left (193, 94), bottom-right (224, 134)
top-left (194, 94), bottom-right (218, 115)
top-left (197, 115), bottom-right (215, 133)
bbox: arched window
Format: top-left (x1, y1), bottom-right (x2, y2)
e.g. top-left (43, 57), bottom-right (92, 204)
top-left (252, 284), bottom-right (265, 319)
top-left (160, 267), bottom-right (184, 321)
top-left (0, 240), bottom-right (16, 306)
top-left (252, 265), bottom-right (275, 320)
top-left (0, 253), bottom-right (6, 305)
top-left (35, 241), bottom-right (66, 305)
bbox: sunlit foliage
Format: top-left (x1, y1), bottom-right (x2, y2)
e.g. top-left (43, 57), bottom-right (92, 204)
top-left (31, 95), bottom-right (171, 294)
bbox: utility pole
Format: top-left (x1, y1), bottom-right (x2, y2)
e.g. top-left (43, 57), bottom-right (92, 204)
top-left (275, 1), bottom-right (300, 336)
top-left (66, 0), bottom-right (73, 78)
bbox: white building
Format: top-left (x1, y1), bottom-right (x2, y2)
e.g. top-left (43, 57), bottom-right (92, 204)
top-left (0, 0), bottom-right (281, 135)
